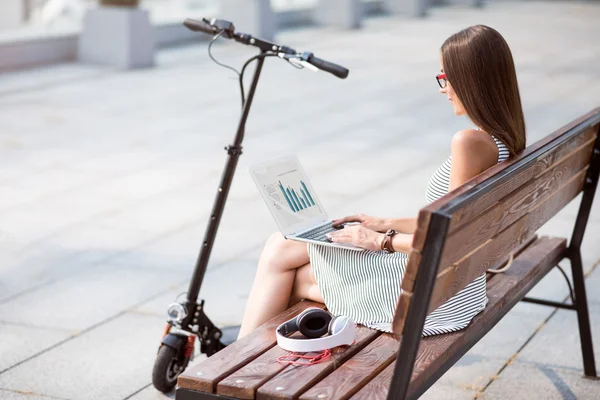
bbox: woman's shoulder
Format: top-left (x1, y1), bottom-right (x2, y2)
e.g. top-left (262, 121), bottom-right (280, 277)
top-left (451, 129), bottom-right (499, 166)
top-left (452, 129), bottom-right (498, 152)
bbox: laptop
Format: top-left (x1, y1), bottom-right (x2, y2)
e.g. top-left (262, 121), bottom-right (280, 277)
top-left (249, 155), bottom-right (364, 251)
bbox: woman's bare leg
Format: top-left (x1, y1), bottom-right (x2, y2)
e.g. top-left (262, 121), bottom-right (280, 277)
top-left (288, 262), bottom-right (324, 307)
top-left (238, 233), bottom-right (318, 338)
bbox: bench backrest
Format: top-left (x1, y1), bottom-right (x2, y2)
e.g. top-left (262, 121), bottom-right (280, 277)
top-left (393, 108), bottom-right (600, 335)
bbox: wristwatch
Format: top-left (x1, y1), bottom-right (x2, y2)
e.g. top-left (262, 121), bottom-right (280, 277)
top-left (381, 229), bottom-right (397, 253)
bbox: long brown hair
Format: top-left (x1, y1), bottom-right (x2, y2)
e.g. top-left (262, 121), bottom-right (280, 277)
top-left (441, 25), bottom-right (526, 156)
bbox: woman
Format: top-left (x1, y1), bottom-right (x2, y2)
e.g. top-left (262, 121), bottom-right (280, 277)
top-left (238, 24), bottom-right (526, 338)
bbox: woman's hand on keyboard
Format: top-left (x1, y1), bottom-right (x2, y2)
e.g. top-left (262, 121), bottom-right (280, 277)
top-left (331, 214), bottom-right (390, 233)
top-left (326, 225), bottom-right (384, 251)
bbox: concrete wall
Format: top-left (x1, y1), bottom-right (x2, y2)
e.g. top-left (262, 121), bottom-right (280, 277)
top-left (0, 21), bottom-right (204, 73)
top-left (0, 0), bottom-right (431, 72)
top-left (0, 0), bottom-right (25, 30)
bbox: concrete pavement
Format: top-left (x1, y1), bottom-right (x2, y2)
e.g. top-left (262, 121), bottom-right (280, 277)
top-left (0, 1), bottom-right (599, 399)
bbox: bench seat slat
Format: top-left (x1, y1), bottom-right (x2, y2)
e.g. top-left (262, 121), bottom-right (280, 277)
top-left (216, 335), bottom-right (302, 399)
top-left (298, 334), bottom-right (400, 400)
top-left (353, 236), bottom-right (567, 400)
top-left (256, 326), bottom-right (380, 400)
top-left (178, 301), bottom-right (325, 393)
top-left (348, 361), bottom-right (395, 400)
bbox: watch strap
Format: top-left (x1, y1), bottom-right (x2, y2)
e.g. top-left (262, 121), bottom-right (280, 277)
top-left (382, 229), bottom-right (397, 253)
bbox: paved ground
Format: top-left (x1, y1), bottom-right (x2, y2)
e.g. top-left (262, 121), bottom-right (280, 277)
top-left (0, 1), bottom-right (599, 399)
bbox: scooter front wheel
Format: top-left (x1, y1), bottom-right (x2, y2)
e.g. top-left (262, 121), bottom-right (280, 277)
top-left (152, 345), bottom-right (186, 393)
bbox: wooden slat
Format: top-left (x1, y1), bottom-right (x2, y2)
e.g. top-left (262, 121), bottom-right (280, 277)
top-left (393, 165), bottom-right (585, 336)
top-left (391, 249), bottom-right (423, 337)
top-left (352, 236), bottom-right (567, 400)
top-left (398, 249), bottom-right (421, 294)
top-left (391, 291), bottom-right (412, 337)
top-left (349, 361), bottom-right (395, 400)
top-left (418, 111), bottom-right (598, 220)
top-left (216, 333), bottom-right (303, 399)
top-left (393, 123), bottom-right (596, 336)
top-left (439, 139), bottom-right (594, 269)
top-left (485, 234), bottom-right (538, 279)
top-left (427, 168), bottom-right (586, 312)
top-left (298, 334), bottom-right (400, 400)
top-left (409, 236), bottom-right (567, 397)
top-left (409, 209), bottom-right (433, 252)
top-left (257, 326), bottom-right (380, 400)
top-left (178, 301), bottom-right (326, 393)
top-left (447, 126), bottom-right (596, 232)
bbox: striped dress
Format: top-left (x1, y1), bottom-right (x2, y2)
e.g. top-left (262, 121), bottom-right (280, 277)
top-left (308, 134), bottom-right (510, 335)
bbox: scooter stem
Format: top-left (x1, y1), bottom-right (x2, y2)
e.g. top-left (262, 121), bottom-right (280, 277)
top-left (186, 50), bottom-right (268, 302)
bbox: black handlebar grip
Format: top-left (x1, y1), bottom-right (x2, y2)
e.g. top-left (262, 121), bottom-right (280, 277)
top-left (183, 18), bottom-right (218, 35)
top-left (307, 55), bottom-right (349, 79)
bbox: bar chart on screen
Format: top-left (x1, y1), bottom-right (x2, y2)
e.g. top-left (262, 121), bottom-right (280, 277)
top-left (264, 170), bottom-right (323, 221)
top-left (278, 180), bottom-right (316, 212)
top-left (251, 157), bottom-right (325, 228)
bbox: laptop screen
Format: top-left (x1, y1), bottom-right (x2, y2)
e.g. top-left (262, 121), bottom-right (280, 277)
top-left (249, 156), bottom-right (328, 236)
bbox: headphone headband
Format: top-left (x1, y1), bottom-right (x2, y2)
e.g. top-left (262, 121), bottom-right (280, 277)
top-left (276, 311), bottom-right (355, 352)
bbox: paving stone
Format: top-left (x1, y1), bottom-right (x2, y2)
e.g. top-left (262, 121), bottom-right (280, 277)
top-left (0, 264), bottom-right (187, 331)
top-left (480, 362), bottom-right (600, 400)
top-left (537, 214), bottom-right (600, 273)
top-left (133, 255), bottom-right (262, 327)
top-left (34, 226), bottom-right (161, 260)
top-left (515, 301), bottom-right (600, 373)
top-left (0, 389), bottom-right (60, 400)
top-left (103, 224), bottom-right (211, 273)
top-left (433, 355), bottom-right (506, 393)
top-left (0, 244), bottom-right (95, 304)
top-left (0, 313), bottom-right (168, 400)
top-left (0, 323), bottom-right (73, 373)
top-left (0, 2), bottom-right (598, 399)
top-left (127, 385), bottom-right (174, 400)
top-left (420, 383), bottom-right (478, 400)
top-left (415, 351), bottom-right (507, 399)
top-left (585, 266), bottom-right (600, 304)
top-left (469, 302), bottom-right (552, 361)
top-left (0, 226), bottom-right (175, 303)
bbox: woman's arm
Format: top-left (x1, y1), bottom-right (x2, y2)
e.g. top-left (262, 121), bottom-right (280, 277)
top-left (390, 233), bottom-right (414, 254)
top-left (387, 218), bottom-right (418, 234)
top-left (327, 225), bottom-right (414, 253)
top-left (389, 130), bottom-right (498, 253)
top-left (331, 215), bottom-right (417, 234)
top-left (329, 130), bottom-right (499, 252)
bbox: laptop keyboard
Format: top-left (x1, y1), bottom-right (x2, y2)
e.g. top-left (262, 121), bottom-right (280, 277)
top-left (296, 223), bottom-right (340, 242)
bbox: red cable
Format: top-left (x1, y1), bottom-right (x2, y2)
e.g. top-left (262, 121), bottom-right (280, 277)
top-left (276, 341), bottom-right (356, 366)
top-left (277, 349), bottom-right (332, 366)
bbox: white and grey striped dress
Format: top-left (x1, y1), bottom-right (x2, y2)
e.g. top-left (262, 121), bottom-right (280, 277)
top-left (308, 134), bottom-right (510, 336)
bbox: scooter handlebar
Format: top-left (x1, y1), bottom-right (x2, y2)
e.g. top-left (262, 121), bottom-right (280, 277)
top-left (305, 54), bottom-right (349, 79)
top-left (183, 18), bottom-right (218, 35)
top-left (183, 17), bottom-right (349, 80)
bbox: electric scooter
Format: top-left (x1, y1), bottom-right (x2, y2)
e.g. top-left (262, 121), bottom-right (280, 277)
top-left (151, 17), bottom-right (349, 393)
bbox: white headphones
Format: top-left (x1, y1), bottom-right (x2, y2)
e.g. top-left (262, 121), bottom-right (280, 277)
top-left (276, 308), bottom-right (355, 352)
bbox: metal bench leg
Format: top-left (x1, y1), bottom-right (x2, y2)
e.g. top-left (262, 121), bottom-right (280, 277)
top-left (568, 124), bottom-right (600, 378)
top-left (569, 249), bottom-right (597, 378)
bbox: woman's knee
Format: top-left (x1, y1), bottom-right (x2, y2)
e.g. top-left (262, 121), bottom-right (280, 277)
top-left (259, 232), bottom-right (304, 273)
top-left (291, 263), bottom-right (324, 304)
top-left (263, 232), bottom-right (287, 254)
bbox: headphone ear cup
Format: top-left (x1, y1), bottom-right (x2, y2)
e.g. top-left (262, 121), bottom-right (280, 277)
top-left (328, 315), bottom-right (349, 335)
top-left (298, 309), bottom-right (332, 338)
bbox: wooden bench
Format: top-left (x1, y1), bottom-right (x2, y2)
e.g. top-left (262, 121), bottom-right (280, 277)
top-left (176, 108), bottom-right (600, 400)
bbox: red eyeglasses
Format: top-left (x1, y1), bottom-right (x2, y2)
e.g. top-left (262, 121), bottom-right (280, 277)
top-left (436, 73), bottom-right (447, 89)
